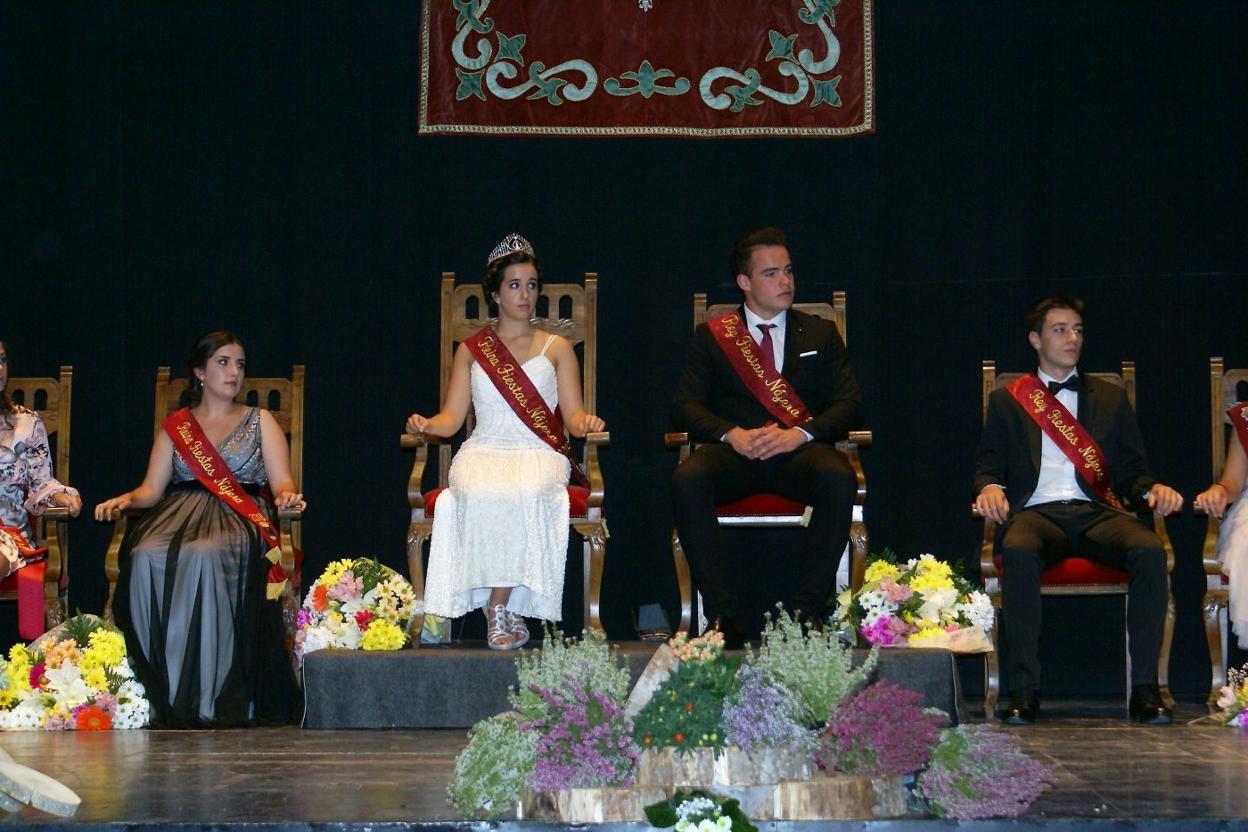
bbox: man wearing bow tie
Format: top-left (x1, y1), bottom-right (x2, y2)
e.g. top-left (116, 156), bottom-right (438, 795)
top-left (973, 294), bottom-right (1183, 725)
top-left (671, 227), bottom-right (863, 648)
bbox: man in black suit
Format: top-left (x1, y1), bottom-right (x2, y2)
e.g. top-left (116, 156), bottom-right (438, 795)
top-left (973, 294), bottom-right (1183, 725)
top-left (671, 227), bottom-right (862, 647)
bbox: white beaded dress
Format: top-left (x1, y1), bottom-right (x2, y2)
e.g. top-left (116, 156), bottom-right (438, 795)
top-left (1220, 494), bottom-right (1248, 649)
top-left (424, 335), bottom-right (571, 622)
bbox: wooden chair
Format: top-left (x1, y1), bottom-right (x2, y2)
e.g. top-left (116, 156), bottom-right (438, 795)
top-left (103, 366), bottom-right (306, 642)
top-left (976, 360), bottom-right (1176, 714)
top-left (0, 367), bottom-right (75, 638)
top-left (402, 273), bottom-right (609, 640)
top-left (665, 292), bottom-right (872, 635)
top-left (1198, 357), bottom-right (1248, 707)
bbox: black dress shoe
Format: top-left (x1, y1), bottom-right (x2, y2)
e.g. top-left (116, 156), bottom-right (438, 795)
top-left (1000, 690), bottom-right (1039, 725)
top-left (1129, 684), bottom-right (1173, 725)
top-left (709, 615), bottom-right (746, 650)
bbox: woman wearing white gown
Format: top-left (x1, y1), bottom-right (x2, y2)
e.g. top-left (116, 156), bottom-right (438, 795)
top-left (405, 235), bottom-right (604, 649)
top-left (1195, 412), bottom-right (1248, 651)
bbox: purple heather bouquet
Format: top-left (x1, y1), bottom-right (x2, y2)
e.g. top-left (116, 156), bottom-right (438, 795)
top-left (524, 681), bottom-right (639, 792)
top-left (916, 724), bottom-right (1055, 820)
top-left (813, 681), bottom-right (946, 778)
top-left (722, 665), bottom-right (814, 753)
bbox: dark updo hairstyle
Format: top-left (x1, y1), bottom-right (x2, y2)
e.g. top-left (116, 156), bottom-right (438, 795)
top-left (0, 341), bottom-right (11, 416)
top-left (482, 251), bottom-right (542, 318)
top-left (188, 330), bottom-right (245, 403)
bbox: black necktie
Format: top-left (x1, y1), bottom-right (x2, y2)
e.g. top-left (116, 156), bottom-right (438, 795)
top-left (1047, 376), bottom-right (1080, 395)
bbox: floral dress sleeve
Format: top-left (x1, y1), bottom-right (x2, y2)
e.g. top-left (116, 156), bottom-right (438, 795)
top-left (16, 409), bottom-right (78, 516)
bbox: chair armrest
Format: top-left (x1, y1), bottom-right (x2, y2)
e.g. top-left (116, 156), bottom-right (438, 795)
top-left (664, 431), bottom-right (690, 450)
top-left (1193, 502), bottom-right (1229, 576)
top-left (401, 433), bottom-right (439, 511)
top-left (846, 429), bottom-right (873, 448)
top-left (1151, 510), bottom-right (1176, 575)
top-left (401, 432), bottom-right (445, 450)
top-left (585, 431), bottom-right (610, 446)
top-left (42, 506), bottom-right (73, 522)
top-left (277, 507), bottom-right (304, 522)
top-left (976, 512), bottom-right (1000, 579)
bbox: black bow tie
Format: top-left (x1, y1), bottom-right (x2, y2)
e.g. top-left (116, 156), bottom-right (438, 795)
top-left (1047, 376), bottom-right (1080, 395)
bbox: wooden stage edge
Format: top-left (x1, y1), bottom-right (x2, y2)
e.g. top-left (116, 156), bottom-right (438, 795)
top-left (1, 701), bottom-right (1247, 830)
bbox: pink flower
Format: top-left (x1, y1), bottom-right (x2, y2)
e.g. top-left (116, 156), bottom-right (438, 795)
top-left (880, 579), bottom-right (913, 604)
top-left (29, 662), bottom-right (46, 689)
top-left (355, 611), bottom-right (376, 631)
top-left (1217, 685), bottom-right (1236, 710)
top-left (327, 572), bottom-right (364, 603)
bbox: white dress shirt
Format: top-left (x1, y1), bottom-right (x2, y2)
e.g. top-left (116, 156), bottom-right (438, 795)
top-left (741, 305), bottom-right (787, 374)
top-left (1024, 368), bottom-right (1087, 507)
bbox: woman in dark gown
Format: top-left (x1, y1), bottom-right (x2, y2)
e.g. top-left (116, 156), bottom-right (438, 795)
top-left (95, 332), bottom-right (305, 727)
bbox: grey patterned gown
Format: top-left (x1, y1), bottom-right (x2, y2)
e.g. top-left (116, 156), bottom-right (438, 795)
top-left (113, 408), bottom-right (297, 727)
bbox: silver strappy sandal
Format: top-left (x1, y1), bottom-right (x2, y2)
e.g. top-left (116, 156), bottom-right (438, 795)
top-left (486, 604), bottom-right (516, 650)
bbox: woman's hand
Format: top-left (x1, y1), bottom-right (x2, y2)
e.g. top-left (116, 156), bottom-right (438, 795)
top-left (406, 413), bottom-right (430, 434)
top-left (94, 494), bottom-right (132, 522)
top-left (1195, 483), bottom-right (1230, 519)
top-left (571, 412), bottom-right (605, 437)
top-left (51, 491), bottom-right (82, 518)
top-left (274, 491), bottom-right (307, 511)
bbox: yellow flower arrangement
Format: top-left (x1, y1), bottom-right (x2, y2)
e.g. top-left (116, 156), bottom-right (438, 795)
top-left (0, 644), bottom-right (33, 707)
top-left (320, 558), bottom-right (354, 587)
top-left (80, 629), bottom-right (127, 672)
top-left (361, 619), bottom-right (406, 651)
top-left (864, 560), bottom-right (902, 583)
top-left (83, 666), bottom-right (110, 692)
top-left (909, 624), bottom-right (948, 642)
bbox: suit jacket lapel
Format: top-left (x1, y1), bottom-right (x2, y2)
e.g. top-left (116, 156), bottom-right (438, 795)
top-left (783, 309), bottom-right (802, 376)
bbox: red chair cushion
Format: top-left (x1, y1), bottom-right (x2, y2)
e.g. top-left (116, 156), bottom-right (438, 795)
top-left (0, 560), bottom-right (48, 640)
top-left (423, 486), bottom-right (591, 519)
top-left (716, 493), bottom-right (807, 518)
top-left (994, 555), bottom-right (1127, 586)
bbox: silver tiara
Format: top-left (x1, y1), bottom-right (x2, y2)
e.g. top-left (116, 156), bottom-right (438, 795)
top-left (487, 233), bottom-right (535, 266)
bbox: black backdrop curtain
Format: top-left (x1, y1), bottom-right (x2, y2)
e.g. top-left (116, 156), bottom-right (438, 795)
top-left (3, 0), bottom-right (1245, 696)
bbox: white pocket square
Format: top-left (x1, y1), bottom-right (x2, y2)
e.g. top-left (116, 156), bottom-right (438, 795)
top-left (799, 350), bottom-right (818, 357)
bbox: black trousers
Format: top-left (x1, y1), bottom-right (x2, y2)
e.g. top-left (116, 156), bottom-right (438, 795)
top-left (1000, 500), bottom-right (1168, 694)
top-left (670, 441), bottom-right (856, 623)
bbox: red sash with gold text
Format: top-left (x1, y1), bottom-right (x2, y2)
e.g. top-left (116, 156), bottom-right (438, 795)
top-left (161, 408), bottom-right (289, 599)
top-left (707, 311), bottom-right (813, 430)
top-left (1230, 402), bottom-right (1248, 457)
top-left (1007, 375), bottom-right (1124, 510)
top-left (463, 329), bottom-right (588, 487)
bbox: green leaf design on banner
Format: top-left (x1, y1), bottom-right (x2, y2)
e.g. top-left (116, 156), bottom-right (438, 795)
top-left (496, 31), bottom-right (526, 65)
top-left (766, 30), bottom-right (798, 63)
top-left (526, 62), bottom-right (569, 104)
top-left (452, 0), bottom-right (493, 34)
top-left (604, 60), bottom-right (691, 98)
top-left (723, 69), bottom-right (764, 112)
top-left (810, 74), bottom-right (842, 107)
top-left (799, 0), bottom-right (840, 26)
top-left (455, 67), bottom-right (488, 101)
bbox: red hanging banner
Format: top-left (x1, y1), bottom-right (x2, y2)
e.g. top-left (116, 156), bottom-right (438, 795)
top-left (419, 0), bottom-right (874, 138)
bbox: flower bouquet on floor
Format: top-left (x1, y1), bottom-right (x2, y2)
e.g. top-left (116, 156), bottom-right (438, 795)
top-left (0, 614), bottom-right (150, 730)
top-left (834, 551), bottom-right (994, 652)
top-left (1214, 663), bottom-right (1248, 727)
top-left (294, 557), bottom-right (418, 664)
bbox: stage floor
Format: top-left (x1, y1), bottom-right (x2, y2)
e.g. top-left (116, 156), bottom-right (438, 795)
top-left (1, 701), bottom-right (1246, 830)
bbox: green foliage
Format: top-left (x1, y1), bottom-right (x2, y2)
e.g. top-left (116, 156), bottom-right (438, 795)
top-left (61, 613), bottom-right (111, 648)
top-left (632, 653), bottom-right (741, 754)
top-left (447, 712), bottom-right (538, 818)
top-left (509, 625), bottom-right (631, 721)
top-left (750, 605), bottom-right (877, 725)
